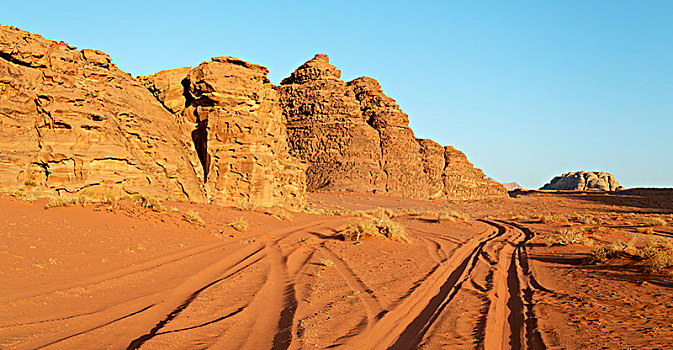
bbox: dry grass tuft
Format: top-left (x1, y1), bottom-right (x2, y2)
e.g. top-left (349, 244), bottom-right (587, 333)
top-left (538, 214), bottom-right (568, 224)
top-left (227, 217), bottom-right (249, 232)
top-left (437, 210), bottom-right (469, 222)
top-left (545, 228), bottom-right (594, 247)
top-left (182, 210), bottom-right (205, 226)
top-left (342, 218), bottom-right (409, 242)
top-left (588, 239), bottom-right (637, 262)
top-left (639, 240), bottom-right (673, 272)
top-left (133, 194), bottom-right (163, 212)
top-left (319, 259), bottom-right (334, 267)
top-left (642, 217), bottom-right (667, 227)
top-left (265, 207), bottom-right (294, 221)
top-left (574, 215), bottom-right (602, 225)
top-left (635, 227), bottom-right (655, 234)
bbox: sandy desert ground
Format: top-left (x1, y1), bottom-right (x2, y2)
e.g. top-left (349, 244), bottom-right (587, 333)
top-left (1, 189), bottom-right (673, 349)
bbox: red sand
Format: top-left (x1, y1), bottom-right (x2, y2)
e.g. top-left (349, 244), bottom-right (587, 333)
top-left (1, 189), bottom-right (672, 349)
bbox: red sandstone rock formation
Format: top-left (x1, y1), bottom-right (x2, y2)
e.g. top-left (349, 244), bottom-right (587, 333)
top-left (0, 25), bottom-right (205, 200)
top-left (0, 25), bottom-right (305, 208)
top-left (277, 54), bottom-right (386, 193)
top-left (541, 171), bottom-right (624, 191)
top-left (182, 57), bottom-right (306, 208)
top-left (0, 24), bottom-right (504, 205)
top-left (278, 54), bottom-right (506, 200)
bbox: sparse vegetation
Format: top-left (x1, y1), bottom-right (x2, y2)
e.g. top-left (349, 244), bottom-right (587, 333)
top-left (538, 214), bottom-right (568, 224)
top-left (319, 258), bottom-right (334, 267)
top-left (588, 239), bottom-right (637, 262)
top-left (574, 215), bottom-right (601, 225)
top-left (589, 238), bottom-right (673, 272)
top-left (642, 217), bottom-right (667, 227)
top-left (45, 196), bottom-right (79, 208)
top-left (438, 210), bottom-right (469, 222)
top-left (133, 194), bottom-right (163, 212)
top-left (227, 217), bottom-right (249, 232)
top-left (544, 228), bottom-right (594, 247)
top-left (182, 210), bottom-right (205, 226)
top-left (24, 180), bottom-right (36, 186)
top-left (342, 218), bottom-right (409, 242)
top-left (265, 207), bottom-right (294, 221)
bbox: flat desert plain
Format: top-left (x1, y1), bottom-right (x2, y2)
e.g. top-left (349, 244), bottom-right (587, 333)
top-left (1, 189), bottom-right (673, 349)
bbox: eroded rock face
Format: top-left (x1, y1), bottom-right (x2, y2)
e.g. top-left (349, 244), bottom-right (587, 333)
top-left (442, 146), bottom-right (508, 199)
top-left (0, 25), bottom-right (205, 200)
top-left (278, 54), bottom-right (506, 200)
top-left (348, 77), bottom-right (430, 199)
top-left (183, 57), bottom-right (306, 209)
top-left (139, 67), bottom-right (191, 115)
top-left (0, 25), bottom-right (305, 209)
top-left (277, 55), bottom-right (385, 193)
top-left (541, 171), bottom-right (624, 191)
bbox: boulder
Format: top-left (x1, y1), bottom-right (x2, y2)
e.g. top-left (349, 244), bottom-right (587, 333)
top-left (541, 171), bottom-right (624, 191)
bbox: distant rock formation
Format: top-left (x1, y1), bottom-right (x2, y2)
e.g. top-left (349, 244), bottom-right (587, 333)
top-left (541, 171), bottom-right (624, 191)
top-left (277, 55), bottom-right (507, 200)
top-left (503, 182), bottom-right (524, 191)
top-left (487, 178), bottom-right (524, 191)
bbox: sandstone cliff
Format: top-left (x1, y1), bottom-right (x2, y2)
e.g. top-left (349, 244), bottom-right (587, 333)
top-left (182, 57), bottom-right (306, 209)
top-left (0, 25), bottom-right (305, 208)
top-left (541, 171), bottom-right (624, 191)
top-left (277, 54), bottom-right (386, 193)
top-left (0, 25), bottom-right (205, 200)
top-left (0, 24), bottom-right (505, 206)
top-left (278, 54), bottom-right (507, 200)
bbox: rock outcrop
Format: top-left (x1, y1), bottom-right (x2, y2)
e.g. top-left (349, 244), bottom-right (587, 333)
top-left (0, 25), bottom-right (205, 200)
top-left (278, 54), bottom-right (507, 200)
top-left (0, 25), bottom-right (505, 206)
top-left (181, 57), bottom-right (306, 209)
top-left (0, 25), bottom-right (305, 209)
top-left (277, 54), bottom-right (386, 193)
top-left (541, 171), bottom-right (624, 191)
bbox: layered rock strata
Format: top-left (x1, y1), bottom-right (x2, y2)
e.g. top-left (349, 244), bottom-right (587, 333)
top-left (278, 54), bottom-right (507, 200)
top-left (181, 57), bottom-right (306, 208)
top-left (0, 25), bottom-right (305, 208)
top-left (541, 171), bottom-right (624, 191)
top-left (277, 54), bottom-right (385, 193)
top-left (0, 25), bottom-right (205, 200)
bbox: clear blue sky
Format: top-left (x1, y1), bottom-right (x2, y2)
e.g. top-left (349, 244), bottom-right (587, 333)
top-left (4, 1), bottom-right (672, 189)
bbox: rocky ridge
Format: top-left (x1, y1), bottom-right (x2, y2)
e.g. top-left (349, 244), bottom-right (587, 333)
top-left (277, 55), bottom-right (506, 200)
top-left (0, 25), bottom-right (305, 208)
top-left (541, 171), bottom-right (624, 191)
top-left (0, 25), bottom-right (505, 207)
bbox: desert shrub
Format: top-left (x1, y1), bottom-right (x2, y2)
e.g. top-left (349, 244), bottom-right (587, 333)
top-left (320, 259), bottom-right (334, 267)
top-left (133, 194), bottom-right (163, 212)
top-left (438, 210), bottom-right (469, 222)
top-left (24, 180), bottom-right (36, 186)
top-left (642, 217), bottom-right (667, 227)
top-left (575, 215), bottom-right (601, 225)
top-left (227, 217), bottom-right (248, 232)
top-left (265, 207), bottom-right (294, 221)
top-left (588, 239), bottom-right (637, 262)
top-left (101, 191), bottom-right (118, 205)
top-left (635, 227), bottom-right (655, 234)
top-left (182, 210), bottom-right (205, 226)
top-left (45, 196), bottom-right (79, 208)
top-left (401, 208), bottom-right (420, 216)
top-left (342, 218), bottom-right (409, 242)
top-left (544, 228), bottom-right (594, 247)
top-left (635, 240), bottom-right (673, 272)
top-left (1, 186), bottom-right (44, 202)
top-left (539, 214), bottom-right (567, 224)
top-left (510, 214), bottom-right (529, 221)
